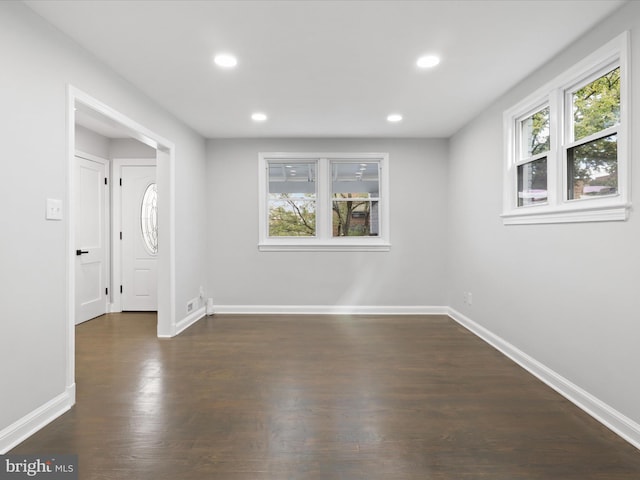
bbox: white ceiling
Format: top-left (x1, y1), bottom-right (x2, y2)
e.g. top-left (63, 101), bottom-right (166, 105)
top-left (26, 0), bottom-right (625, 139)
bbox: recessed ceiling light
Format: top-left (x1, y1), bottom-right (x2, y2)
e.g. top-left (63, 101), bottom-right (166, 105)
top-left (416, 55), bottom-right (440, 69)
top-left (387, 114), bottom-right (403, 123)
top-left (251, 112), bottom-right (267, 122)
top-left (213, 53), bottom-right (238, 68)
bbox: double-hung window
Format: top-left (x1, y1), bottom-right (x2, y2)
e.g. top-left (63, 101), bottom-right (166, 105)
top-left (259, 152), bottom-right (390, 251)
top-left (503, 32), bottom-right (629, 224)
top-left (516, 105), bottom-right (550, 207)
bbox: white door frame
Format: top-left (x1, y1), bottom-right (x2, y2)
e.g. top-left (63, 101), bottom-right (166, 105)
top-left (66, 85), bottom-right (177, 398)
top-left (111, 158), bottom-right (157, 313)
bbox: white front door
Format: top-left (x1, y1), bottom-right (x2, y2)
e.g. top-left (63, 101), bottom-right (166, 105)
top-left (75, 154), bottom-right (109, 324)
top-left (121, 164), bottom-right (158, 311)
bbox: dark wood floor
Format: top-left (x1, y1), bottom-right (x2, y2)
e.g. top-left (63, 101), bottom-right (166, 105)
top-left (10, 313), bottom-right (640, 479)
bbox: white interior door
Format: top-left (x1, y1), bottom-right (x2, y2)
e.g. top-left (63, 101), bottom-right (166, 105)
top-left (75, 154), bottom-right (109, 324)
top-left (121, 164), bottom-right (157, 311)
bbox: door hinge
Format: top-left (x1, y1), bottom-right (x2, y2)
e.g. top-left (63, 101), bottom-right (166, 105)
top-left (120, 285), bottom-right (123, 294)
top-left (105, 287), bottom-right (108, 295)
top-left (120, 231), bottom-right (122, 240)
top-left (120, 178), bottom-right (122, 186)
top-left (104, 177), bottom-right (108, 185)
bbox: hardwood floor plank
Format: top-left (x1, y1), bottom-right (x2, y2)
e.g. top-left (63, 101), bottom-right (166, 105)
top-left (10, 313), bottom-right (640, 479)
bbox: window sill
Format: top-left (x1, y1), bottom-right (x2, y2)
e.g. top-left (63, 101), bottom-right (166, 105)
top-left (258, 240), bottom-right (391, 252)
top-left (501, 202), bottom-right (631, 225)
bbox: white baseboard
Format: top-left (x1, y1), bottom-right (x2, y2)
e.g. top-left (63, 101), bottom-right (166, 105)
top-left (171, 306), bottom-right (206, 337)
top-left (0, 384), bottom-right (75, 454)
top-left (211, 305), bottom-right (448, 316)
top-left (447, 307), bottom-right (640, 451)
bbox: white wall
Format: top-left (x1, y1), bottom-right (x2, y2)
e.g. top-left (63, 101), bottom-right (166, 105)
top-left (447, 0), bottom-right (640, 433)
top-left (75, 127), bottom-right (157, 160)
top-left (207, 138), bottom-right (449, 310)
top-left (0, 1), bottom-right (207, 450)
top-left (109, 138), bottom-right (156, 159)
top-left (75, 125), bottom-right (109, 158)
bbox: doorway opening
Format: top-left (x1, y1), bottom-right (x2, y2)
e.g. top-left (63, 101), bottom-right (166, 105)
top-left (66, 86), bottom-right (177, 397)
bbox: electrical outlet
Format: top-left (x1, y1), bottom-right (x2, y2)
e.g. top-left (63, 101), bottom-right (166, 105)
top-left (463, 291), bottom-right (473, 305)
top-left (186, 300), bottom-right (194, 313)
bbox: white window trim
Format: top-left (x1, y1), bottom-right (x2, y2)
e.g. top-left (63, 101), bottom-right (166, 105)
top-left (258, 152), bottom-right (390, 251)
top-left (502, 31), bottom-right (630, 225)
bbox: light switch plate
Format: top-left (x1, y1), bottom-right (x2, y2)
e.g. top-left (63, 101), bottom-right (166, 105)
top-left (46, 198), bottom-right (63, 220)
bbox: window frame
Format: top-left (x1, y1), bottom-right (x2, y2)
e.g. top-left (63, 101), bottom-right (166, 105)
top-left (502, 32), bottom-right (630, 225)
top-left (258, 152), bottom-right (390, 251)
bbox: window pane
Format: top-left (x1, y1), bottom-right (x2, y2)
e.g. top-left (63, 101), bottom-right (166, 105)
top-left (520, 107), bottom-right (550, 158)
top-left (567, 134), bottom-right (617, 200)
top-left (268, 162), bottom-right (316, 236)
top-left (332, 162), bottom-right (379, 198)
top-left (573, 67), bottom-right (620, 141)
top-left (331, 162), bottom-right (380, 237)
top-left (517, 157), bottom-right (547, 207)
top-left (268, 162), bottom-right (316, 193)
top-left (332, 200), bottom-right (378, 237)
top-left (269, 194), bottom-right (316, 236)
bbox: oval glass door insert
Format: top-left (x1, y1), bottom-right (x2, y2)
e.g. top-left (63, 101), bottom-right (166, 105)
top-left (140, 183), bottom-right (158, 255)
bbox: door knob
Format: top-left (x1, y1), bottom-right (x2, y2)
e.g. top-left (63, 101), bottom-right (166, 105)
top-left (76, 250), bottom-right (89, 256)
